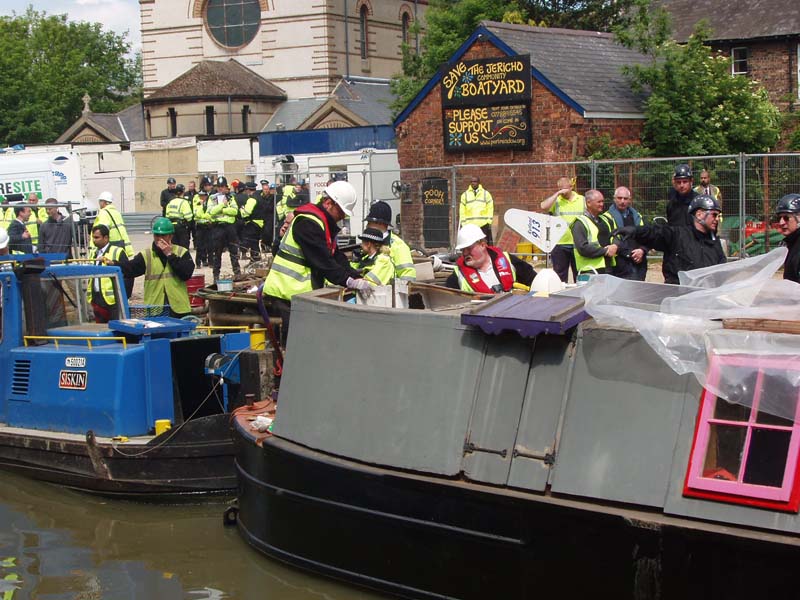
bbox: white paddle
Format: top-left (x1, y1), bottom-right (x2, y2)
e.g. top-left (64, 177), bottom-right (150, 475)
top-left (504, 209), bottom-right (568, 253)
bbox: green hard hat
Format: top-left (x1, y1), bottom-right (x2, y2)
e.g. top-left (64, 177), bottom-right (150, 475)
top-left (152, 217), bottom-right (174, 235)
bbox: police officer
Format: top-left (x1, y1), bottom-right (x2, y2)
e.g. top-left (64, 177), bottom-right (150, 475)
top-left (666, 163), bottom-right (698, 227)
top-left (239, 181), bottom-right (266, 261)
top-left (193, 189), bottom-right (212, 267)
top-left (363, 201), bottom-right (416, 281)
top-left (207, 176), bottom-right (241, 282)
top-left (160, 177), bottom-right (177, 217)
top-left (350, 227), bottom-right (395, 286)
top-left (775, 193), bottom-right (800, 283)
top-left (459, 176), bottom-right (494, 244)
top-left (258, 179), bottom-right (275, 254)
top-left (165, 184), bottom-right (194, 249)
top-left (615, 194), bottom-right (726, 284)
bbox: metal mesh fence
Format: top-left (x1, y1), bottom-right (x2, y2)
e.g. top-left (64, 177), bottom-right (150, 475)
top-left (76, 153), bottom-right (800, 262)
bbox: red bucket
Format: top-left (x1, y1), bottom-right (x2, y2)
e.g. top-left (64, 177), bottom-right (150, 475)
top-left (187, 274), bottom-right (206, 307)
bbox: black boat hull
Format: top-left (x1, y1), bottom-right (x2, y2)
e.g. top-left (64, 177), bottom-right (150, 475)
top-left (0, 414), bottom-right (236, 499)
top-left (235, 426), bottom-right (800, 600)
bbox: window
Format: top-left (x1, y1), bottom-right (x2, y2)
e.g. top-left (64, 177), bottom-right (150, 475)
top-left (402, 12), bottom-right (410, 46)
top-left (206, 0), bottom-right (260, 48)
top-left (205, 106), bottom-right (215, 135)
top-left (360, 5), bottom-right (369, 59)
top-left (145, 109), bottom-right (151, 138)
top-left (731, 47), bottom-right (748, 75)
top-left (241, 105), bottom-right (250, 133)
top-left (684, 354), bottom-right (800, 512)
top-left (168, 108), bottom-right (177, 137)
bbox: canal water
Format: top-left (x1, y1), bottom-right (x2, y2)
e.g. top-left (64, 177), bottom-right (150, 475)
top-left (0, 472), bottom-right (385, 599)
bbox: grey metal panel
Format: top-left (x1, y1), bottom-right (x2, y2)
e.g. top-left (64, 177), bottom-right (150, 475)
top-left (664, 385), bottom-right (800, 534)
top-left (273, 292), bottom-right (484, 476)
top-left (508, 335), bottom-right (574, 492)
top-left (462, 335), bottom-right (532, 485)
top-left (550, 324), bottom-right (691, 507)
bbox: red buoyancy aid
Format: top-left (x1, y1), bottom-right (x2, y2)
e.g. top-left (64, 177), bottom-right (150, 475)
top-left (455, 246), bottom-right (515, 293)
top-left (294, 203), bottom-right (337, 255)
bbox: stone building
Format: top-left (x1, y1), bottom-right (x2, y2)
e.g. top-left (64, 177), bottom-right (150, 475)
top-left (393, 21), bottom-right (649, 248)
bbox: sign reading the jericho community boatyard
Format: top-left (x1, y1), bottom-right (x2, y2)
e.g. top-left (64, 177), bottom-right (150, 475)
top-left (441, 54), bottom-right (531, 107)
top-left (440, 54), bottom-right (532, 152)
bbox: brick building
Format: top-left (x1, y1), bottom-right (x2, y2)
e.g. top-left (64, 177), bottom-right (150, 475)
top-left (662, 0), bottom-right (800, 113)
top-left (393, 21), bottom-right (649, 248)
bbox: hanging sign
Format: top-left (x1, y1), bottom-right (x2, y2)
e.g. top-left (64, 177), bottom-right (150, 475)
top-left (443, 104), bottom-right (531, 152)
top-left (441, 54), bottom-right (531, 108)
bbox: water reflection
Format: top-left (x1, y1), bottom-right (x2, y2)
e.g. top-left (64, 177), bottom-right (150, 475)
top-left (0, 473), bottom-right (383, 599)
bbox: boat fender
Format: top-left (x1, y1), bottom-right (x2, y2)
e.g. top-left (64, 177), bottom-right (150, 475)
top-left (223, 505), bottom-right (239, 527)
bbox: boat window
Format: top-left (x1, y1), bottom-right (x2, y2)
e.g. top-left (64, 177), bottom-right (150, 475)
top-left (684, 354), bottom-right (800, 512)
top-left (40, 274), bottom-right (123, 328)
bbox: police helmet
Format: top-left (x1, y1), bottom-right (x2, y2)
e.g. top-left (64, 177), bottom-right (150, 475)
top-left (200, 177), bottom-right (212, 187)
top-left (176, 184), bottom-right (185, 193)
top-left (167, 177), bottom-right (176, 185)
top-left (364, 201), bottom-right (392, 225)
top-left (245, 181), bottom-right (257, 190)
top-left (776, 193), bottom-right (800, 215)
top-left (673, 163), bottom-right (693, 179)
top-left (688, 194), bottom-right (721, 214)
top-left (216, 176), bottom-right (228, 187)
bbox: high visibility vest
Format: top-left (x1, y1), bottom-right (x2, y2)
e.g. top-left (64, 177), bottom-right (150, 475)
top-left (85, 245), bottom-right (125, 306)
top-left (143, 246), bottom-right (191, 314)
top-left (276, 187), bottom-right (295, 221)
top-left (459, 185), bottom-right (493, 227)
top-left (165, 196), bottom-right (193, 224)
top-left (240, 195), bottom-right (264, 228)
top-left (93, 206), bottom-right (133, 257)
top-left (193, 194), bottom-right (211, 225)
top-left (208, 194), bottom-right (238, 224)
top-left (386, 233), bottom-right (416, 281)
top-left (455, 247), bottom-right (515, 293)
top-left (549, 194), bottom-right (585, 245)
top-left (572, 215), bottom-right (607, 274)
top-left (24, 206), bottom-right (47, 244)
top-left (0, 207), bottom-right (11, 229)
top-left (351, 250), bottom-right (395, 286)
top-left (694, 184), bottom-right (721, 202)
top-left (263, 205), bottom-right (333, 301)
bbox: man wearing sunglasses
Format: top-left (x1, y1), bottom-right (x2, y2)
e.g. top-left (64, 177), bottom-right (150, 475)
top-left (775, 193), bottom-right (800, 283)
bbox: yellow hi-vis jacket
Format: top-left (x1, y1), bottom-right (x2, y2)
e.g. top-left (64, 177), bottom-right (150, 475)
top-left (459, 185), bottom-right (493, 228)
top-left (143, 246), bottom-right (191, 314)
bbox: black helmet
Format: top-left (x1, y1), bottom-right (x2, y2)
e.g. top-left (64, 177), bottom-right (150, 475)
top-left (364, 201), bottom-right (392, 225)
top-left (674, 163), bottom-right (693, 179)
top-left (776, 193), bottom-right (800, 214)
top-left (175, 183), bottom-right (185, 193)
top-left (689, 194), bottom-right (721, 214)
top-left (167, 177), bottom-right (176, 184)
top-left (216, 176), bottom-right (228, 187)
top-left (200, 176), bottom-right (212, 187)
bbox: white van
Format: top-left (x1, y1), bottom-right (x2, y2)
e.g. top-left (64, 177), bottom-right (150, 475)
top-left (0, 150), bottom-right (90, 211)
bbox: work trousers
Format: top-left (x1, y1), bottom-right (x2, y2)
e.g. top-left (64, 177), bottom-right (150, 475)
top-left (551, 244), bottom-right (577, 283)
top-left (172, 223), bottom-right (190, 250)
top-left (242, 222), bottom-right (263, 261)
top-left (195, 224), bottom-right (211, 266)
top-left (211, 223), bottom-right (240, 281)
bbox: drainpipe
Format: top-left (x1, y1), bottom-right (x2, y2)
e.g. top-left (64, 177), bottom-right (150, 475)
top-left (344, 0), bottom-right (350, 80)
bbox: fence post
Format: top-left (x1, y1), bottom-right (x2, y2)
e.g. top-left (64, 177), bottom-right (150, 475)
top-left (451, 165), bottom-right (458, 250)
top-left (119, 175), bottom-right (126, 213)
top-left (739, 152), bottom-right (746, 258)
top-left (590, 159), bottom-right (597, 190)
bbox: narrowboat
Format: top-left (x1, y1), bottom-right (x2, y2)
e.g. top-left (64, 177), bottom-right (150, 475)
top-left (232, 251), bottom-right (800, 599)
top-left (0, 255), bottom-right (268, 499)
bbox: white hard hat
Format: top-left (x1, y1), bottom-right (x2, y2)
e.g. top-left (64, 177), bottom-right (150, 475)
top-left (0, 228), bottom-right (8, 250)
top-left (323, 180), bottom-right (357, 217)
top-left (455, 224), bottom-right (486, 250)
top-left (98, 191), bottom-right (113, 203)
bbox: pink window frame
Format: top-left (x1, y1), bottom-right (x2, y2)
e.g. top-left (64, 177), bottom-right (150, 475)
top-left (686, 354), bottom-right (800, 504)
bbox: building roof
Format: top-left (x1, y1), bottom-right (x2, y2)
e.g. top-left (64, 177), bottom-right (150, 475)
top-left (395, 22), bottom-right (650, 126)
top-left (56, 102), bottom-right (145, 144)
top-left (263, 79), bottom-right (394, 132)
top-left (659, 0), bottom-right (800, 42)
top-left (145, 59), bottom-right (286, 103)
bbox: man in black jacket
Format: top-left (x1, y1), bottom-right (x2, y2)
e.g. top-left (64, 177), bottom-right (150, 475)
top-left (39, 198), bottom-right (73, 256)
top-left (616, 195), bottom-right (726, 284)
top-left (8, 205), bottom-right (33, 254)
top-left (776, 193), bottom-right (800, 283)
top-left (666, 163), bottom-right (698, 227)
top-left (159, 177), bottom-right (177, 217)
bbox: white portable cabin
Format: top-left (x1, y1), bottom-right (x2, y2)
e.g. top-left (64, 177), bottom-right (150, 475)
top-left (0, 151), bottom-right (90, 211)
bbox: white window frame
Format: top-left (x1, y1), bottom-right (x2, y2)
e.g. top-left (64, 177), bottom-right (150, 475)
top-left (731, 46), bottom-right (749, 75)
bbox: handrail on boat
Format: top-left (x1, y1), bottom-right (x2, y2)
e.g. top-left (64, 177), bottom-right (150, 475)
top-left (23, 336), bottom-right (128, 350)
top-left (195, 325), bottom-right (251, 334)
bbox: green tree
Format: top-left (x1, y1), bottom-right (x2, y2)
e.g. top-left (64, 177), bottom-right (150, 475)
top-left (615, 1), bottom-right (781, 155)
top-left (0, 8), bottom-right (141, 145)
top-left (391, 0), bottom-right (635, 115)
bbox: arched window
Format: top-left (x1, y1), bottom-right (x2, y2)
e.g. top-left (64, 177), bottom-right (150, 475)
top-left (360, 5), bottom-right (369, 59)
top-left (205, 0), bottom-right (260, 48)
top-left (402, 12), bottom-right (410, 46)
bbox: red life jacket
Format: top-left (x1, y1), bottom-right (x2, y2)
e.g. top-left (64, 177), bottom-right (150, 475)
top-left (456, 247), bottom-right (515, 293)
top-left (294, 203), bottom-right (337, 255)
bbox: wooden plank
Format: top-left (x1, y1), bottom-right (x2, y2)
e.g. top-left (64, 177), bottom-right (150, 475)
top-left (722, 318), bottom-right (800, 335)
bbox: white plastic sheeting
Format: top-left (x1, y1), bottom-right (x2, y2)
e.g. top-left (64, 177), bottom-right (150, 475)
top-left (575, 248), bottom-right (800, 420)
